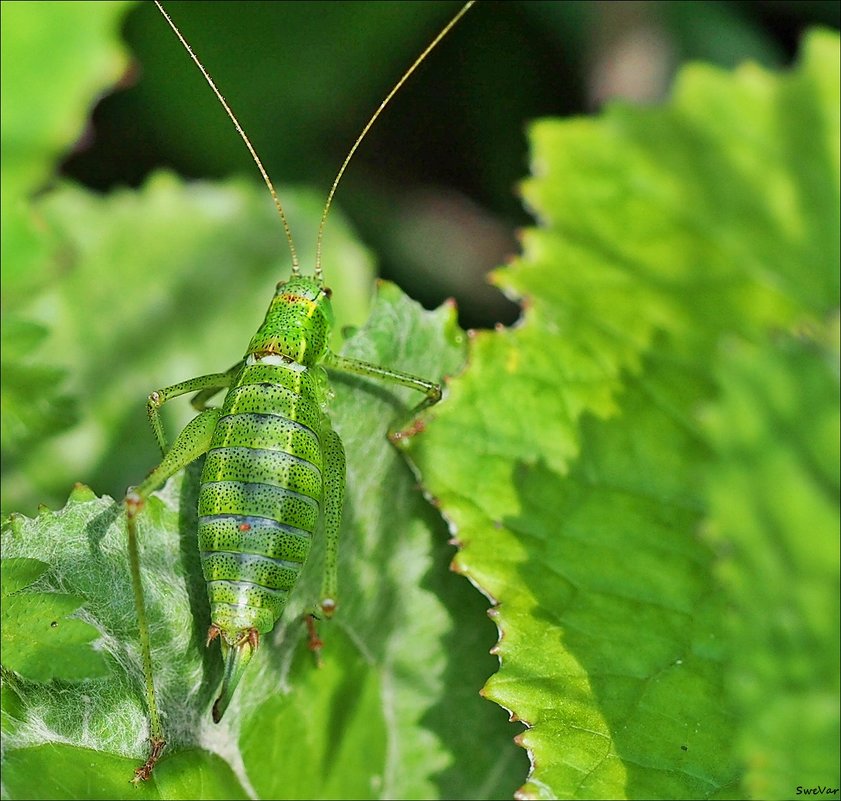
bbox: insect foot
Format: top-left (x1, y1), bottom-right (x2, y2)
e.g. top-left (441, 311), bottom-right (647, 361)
top-left (206, 623), bottom-right (221, 647)
top-left (305, 614), bottom-right (325, 668)
top-left (388, 416), bottom-right (429, 447)
top-left (131, 736), bottom-right (165, 785)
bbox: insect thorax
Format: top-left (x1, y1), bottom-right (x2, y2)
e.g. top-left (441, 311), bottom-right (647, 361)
top-left (246, 276), bottom-right (334, 366)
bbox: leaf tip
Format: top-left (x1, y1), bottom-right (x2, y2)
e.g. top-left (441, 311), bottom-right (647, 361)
top-left (69, 483), bottom-right (96, 503)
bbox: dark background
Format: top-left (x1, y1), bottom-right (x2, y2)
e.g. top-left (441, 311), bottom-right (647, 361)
top-left (63, 0), bottom-right (840, 329)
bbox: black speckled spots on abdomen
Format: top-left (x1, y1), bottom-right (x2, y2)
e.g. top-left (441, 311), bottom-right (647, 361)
top-left (202, 446), bottom-right (322, 501)
top-left (209, 412), bottom-right (322, 468)
top-left (199, 408), bottom-right (326, 627)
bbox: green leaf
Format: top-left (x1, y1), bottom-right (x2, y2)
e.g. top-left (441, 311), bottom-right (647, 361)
top-left (408, 28), bottom-right (840, 800)
top-left (1, 552), bottom-right (110, 683)
top-left (0, 0), bottom-right (131, 297)
top-left (0, 1), bottom-right (131, 196)
top-left (0, 319), bottom-right (78, 455)
top-left (1, 744), bottom-right (248, 801)
top-left (1, 556), bottom-right (48, 595)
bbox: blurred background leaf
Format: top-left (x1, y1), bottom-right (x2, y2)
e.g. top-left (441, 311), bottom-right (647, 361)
top-left (705, 334), bottom-right (840, 800)
top-left (0, 0), bottom-right (130, 482)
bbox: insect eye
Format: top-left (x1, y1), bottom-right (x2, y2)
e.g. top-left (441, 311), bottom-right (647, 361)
top-left (322, 287), bottom-right (333, 299)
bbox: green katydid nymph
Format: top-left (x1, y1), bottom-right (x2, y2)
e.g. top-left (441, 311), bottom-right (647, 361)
top-left (126, 0), bottom-right (474, 782)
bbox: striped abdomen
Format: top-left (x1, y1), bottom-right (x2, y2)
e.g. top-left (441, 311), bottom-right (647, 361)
top-left (197, 360), bottom-right (326, 636)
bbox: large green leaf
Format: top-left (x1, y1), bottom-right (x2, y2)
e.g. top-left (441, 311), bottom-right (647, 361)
top-left (407, 28), bottom-right (840, 800)
top-left (0, 0), bottom-right (131, 296)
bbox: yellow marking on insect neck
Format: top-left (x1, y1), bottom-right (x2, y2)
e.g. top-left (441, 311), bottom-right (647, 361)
top-left (279, 292), bottom-right (316, 313)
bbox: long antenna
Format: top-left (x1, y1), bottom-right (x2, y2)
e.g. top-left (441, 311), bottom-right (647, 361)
top-left (154, 1), bottom-right (300, 274)
top-left (314, 0), bottom-right (475, 281)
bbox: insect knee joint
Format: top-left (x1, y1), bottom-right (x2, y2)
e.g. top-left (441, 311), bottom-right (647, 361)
top-left (125, 490), bottom-right (144, 518)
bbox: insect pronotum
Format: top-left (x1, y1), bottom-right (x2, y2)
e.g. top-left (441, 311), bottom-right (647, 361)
top-left (125, 0), bottom-right (474, 782)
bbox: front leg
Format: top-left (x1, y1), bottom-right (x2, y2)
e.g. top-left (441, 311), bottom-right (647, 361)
top-left (146, 368), bottom-right (237, 454)
top-left (323, 350), bottom-right (441, 441)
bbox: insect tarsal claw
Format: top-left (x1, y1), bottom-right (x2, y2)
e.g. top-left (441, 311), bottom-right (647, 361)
top-left (387, 423), bottom-right (421, 447)
top-left (206, 624), bottom-right (221, 647)
top-left (243, 627), bottom-right (260, 650)
top-left (305, 614), bottom-right (325, 668)
top-left (131, 736), bottom-right (166, 784)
